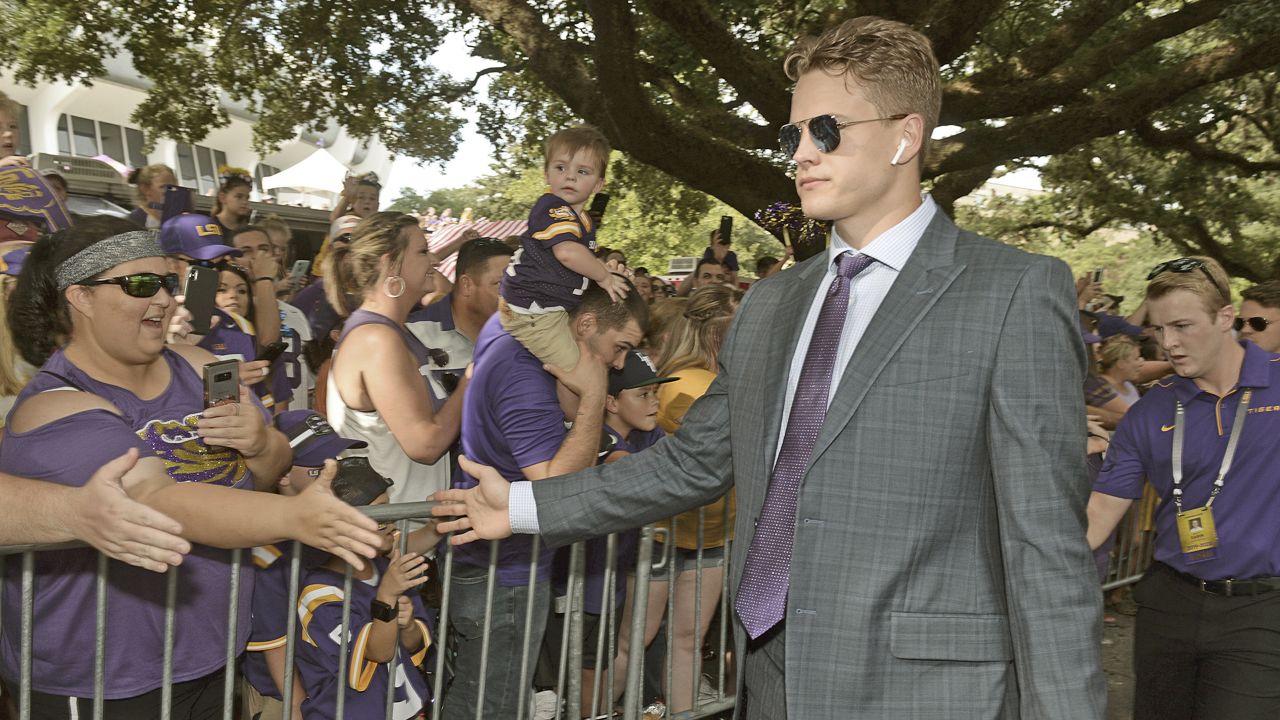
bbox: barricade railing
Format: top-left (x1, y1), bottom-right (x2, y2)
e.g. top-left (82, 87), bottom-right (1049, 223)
top-left (1100, 484), bottom-right (1160, 591)
top-left (0, 499), bottom-right (738, 720)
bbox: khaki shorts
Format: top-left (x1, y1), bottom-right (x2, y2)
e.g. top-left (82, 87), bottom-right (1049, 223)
top-left (241, 676), bottom-right (285, 720)
top-left (499, 297), bottom-right (580, 371)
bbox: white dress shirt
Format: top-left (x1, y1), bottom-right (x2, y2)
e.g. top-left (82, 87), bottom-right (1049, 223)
top-left (510, 195), bottom-right (938, 534)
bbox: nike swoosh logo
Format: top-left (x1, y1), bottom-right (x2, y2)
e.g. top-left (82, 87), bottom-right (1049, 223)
top-left (1161, 424), bottom-right (1175, 432)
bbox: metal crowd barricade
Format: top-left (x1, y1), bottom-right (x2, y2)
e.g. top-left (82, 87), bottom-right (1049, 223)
top-left (1101, 483), bottom-right (1160, 591)
top-left (0, 499), bottom-right (738, 720)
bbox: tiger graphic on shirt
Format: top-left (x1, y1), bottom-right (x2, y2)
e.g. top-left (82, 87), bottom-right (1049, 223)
top-left (135, 413), bottom-right (251, 487)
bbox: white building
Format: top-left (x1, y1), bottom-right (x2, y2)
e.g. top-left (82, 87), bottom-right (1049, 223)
top-left (2, 50), bottom-right (395, 242)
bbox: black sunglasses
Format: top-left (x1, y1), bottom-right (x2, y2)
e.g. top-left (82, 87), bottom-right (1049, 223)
top-left (778, 113), bottom-right (908, 156)
top-left (1146, 258), bottom-right (1228, 298)
top-left (191, 258), bottom-right (233, 272)
top-left (1234, 316), bottom-right (1275, 333)
top-left (80, 272), bottom-right (180, 298)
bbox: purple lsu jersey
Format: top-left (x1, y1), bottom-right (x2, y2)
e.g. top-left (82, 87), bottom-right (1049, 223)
top-left (500, 193), bottom-right (596, 312)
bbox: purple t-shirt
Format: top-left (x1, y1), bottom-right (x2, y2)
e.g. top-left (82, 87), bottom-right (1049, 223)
top-left (243, 543), bottom-right (329, 700)
top-left (553, 425), bottom-right (665, 613)
top-left (0, 349), bottom-right (257, 698)
top-left (198, 307), bottom-right (294, 409)
top-left (500, 193), bottom-right (596, 312)
top-left (1095, 341), bottom-right (1280, 579)
top-left (452, 315), bottom-right (565, 585)
top-left (294, 557), bottom-right (434, 720)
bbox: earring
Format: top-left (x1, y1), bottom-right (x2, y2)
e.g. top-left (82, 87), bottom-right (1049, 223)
top-left (383, 275), bottom-right (405, 299)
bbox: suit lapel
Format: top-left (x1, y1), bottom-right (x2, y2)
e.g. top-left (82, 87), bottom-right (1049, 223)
top-left (806, 214), bottom-right (966, 470)
top-left (760, 253), bottom-right (830, 468)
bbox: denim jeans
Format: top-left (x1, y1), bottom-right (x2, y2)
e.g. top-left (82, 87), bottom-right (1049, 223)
top-left (442, 562), bottom-right (550, 720)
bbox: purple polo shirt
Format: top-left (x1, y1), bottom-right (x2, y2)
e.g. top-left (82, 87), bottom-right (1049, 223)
top-left (1095, 340), bottom-right (1280, 580)
top-left (451, 315), bottom-right (565, 585)
top-left (552, 425), bottom-right (665, 613)
top-left (500, 193), bottom-right (596, 312)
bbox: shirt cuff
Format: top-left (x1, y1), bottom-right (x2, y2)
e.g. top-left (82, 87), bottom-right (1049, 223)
top-left (508, 481), bottom-right (541, 534)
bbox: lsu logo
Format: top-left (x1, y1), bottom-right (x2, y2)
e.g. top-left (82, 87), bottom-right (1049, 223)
top-left (548, 206), bottom-right (575, 222)
top-left (136, 414), bottom-right (250, 487)
top-left (194, 223), bottom-right (223, 238)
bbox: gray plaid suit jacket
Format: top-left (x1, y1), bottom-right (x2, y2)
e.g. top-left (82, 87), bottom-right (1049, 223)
top-left (532, 211), bottom-right (1106, 719)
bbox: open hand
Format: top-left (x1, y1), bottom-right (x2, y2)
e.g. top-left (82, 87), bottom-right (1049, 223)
top-left (377, 546), bottom-right (430, 599)
top-left (432, 455), bottom-right (514, 545)
top-left (289, 460), bottom-right (382, 570)
top-left (70, 449), bottom-right (191, 572)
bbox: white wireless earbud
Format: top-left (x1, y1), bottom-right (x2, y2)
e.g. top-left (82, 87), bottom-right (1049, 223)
top-left (890, 139), bottom-right (908, 166)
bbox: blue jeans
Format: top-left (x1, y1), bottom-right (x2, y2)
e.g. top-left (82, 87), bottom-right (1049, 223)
top-left (442, 562), bottom-right (550, 720)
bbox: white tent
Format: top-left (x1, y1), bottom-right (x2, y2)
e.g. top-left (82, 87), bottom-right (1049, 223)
top-left (260, 149), bottom-right (349, 194)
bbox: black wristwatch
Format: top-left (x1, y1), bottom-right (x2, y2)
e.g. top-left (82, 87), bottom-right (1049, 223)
top-left (371, 598), bottom-right (397, 623)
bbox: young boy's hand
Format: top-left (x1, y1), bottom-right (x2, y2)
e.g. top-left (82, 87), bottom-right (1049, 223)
top-left (598, 272), bottom-right (630, 303)
top-left (396, 595), bottom-right (415, 629)
top-left (377, 547), bottom-right (430, 602)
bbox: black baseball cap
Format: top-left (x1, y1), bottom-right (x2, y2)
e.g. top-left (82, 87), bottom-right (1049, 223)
top-left (608, 351), bottom-right (678, 396)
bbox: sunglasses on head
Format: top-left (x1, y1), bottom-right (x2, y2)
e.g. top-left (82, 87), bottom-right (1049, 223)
top-left (778, 113), bottom-right (908, 157)
top-left (1146, 258), bottom-right (1229, 299)
top-left (1234, 316), bottom-right (1274, 333)
top-left (79, 272), bottom-right (180, 298)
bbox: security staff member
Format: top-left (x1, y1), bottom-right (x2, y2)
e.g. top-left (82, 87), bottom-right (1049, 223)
top-left (1088, 256), bottom-right (1280, 719)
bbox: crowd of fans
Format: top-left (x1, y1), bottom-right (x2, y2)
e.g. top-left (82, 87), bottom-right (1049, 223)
top-left (2, 78), bottom-right (1280, 720)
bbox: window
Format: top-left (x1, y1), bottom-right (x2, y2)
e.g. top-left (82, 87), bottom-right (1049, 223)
top-left (56, 115), bottom-right (70, 155)
top-left (213, 150), bottom-right (227, 171)
top-left (71, 116), bottom-right (98, 156)
top-left (99, 122), bottom-right (125, 162)
top-left (196, 145), bottom-right (216, 193)
top-left (255, 163), bottom-right (281, 199)
top-left (55, 114), bottom-right (148, 165)
top-left (125, 128), bottom-right (146, 168)
top-left (175, 143), bottom-right (198, 187)
top-left (14, 104), bottom-right (31, 156)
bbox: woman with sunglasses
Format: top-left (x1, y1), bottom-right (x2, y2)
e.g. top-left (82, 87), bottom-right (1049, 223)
top-left (325, 212), bottom-right (468, 525)
top-left (2, 217), bottom-right (384, 718)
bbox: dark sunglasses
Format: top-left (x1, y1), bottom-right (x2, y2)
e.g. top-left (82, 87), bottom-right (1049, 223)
top-left (80, 272), bottom-right (180, 298)
top-left (778, 113), bottom-right (908, 156)
top-left (1146, 258), bottom-right (1228, 298)
top-left (191, 258), bottom-right (233, 272)
top-left (1234, 316), bottom-right (1275, 333)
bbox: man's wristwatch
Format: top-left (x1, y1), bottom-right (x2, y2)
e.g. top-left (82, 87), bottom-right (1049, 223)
top-left (371, 598), bottom-right (397, 623)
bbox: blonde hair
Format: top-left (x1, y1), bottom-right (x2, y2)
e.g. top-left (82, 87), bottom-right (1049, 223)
top-left (784, 17), bottom-right (941, 164)
top-left (1097, 336), bottom-right (1139, 373)
top-left (129, 164), bottom-right (175, 207)
top-left (545, 125), bottom-right (611, 178)
top-left (259, 214), bottom-right (292, 242)
top-left (323, 212), bottom-right (420, 316)
top-left (1145, 256), bottom-right (1232, 316)
top-left (656, 285), bottom-right (742, 375)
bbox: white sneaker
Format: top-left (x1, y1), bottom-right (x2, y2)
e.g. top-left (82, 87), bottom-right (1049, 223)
top-left (533, 689), bottom-right (559, 720)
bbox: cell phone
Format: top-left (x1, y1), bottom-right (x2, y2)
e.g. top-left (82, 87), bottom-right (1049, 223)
top-left (160, 185), bottom-right (195, 223)
top-left (589, 192), bottom-right (610, 218)
top-left (184, 265), bottom-right (220, 334)
top-left (203, 359), bottom-right (240, 408)
top-left (257, 340), bottom-right (288, 364)
top-left (719, 215), bottom-right (733, 246)
top-left (1091, 268), bottom-right (1105, 283)
top-left (289, 259), bottom-right (310, 283)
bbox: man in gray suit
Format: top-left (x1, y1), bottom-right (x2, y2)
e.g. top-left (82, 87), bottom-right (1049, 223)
top-left (435, 16), bottom-right (1104, 719)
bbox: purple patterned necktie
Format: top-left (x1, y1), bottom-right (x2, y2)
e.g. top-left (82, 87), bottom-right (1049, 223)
top-left (736, 251), bottom-right (876, 639)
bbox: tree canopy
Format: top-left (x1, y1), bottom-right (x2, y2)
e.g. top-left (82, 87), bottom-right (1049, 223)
top-left (5, 0), bottom-right (1276, 263)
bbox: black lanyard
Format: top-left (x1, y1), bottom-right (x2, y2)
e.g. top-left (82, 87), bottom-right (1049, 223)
top-left (1171, 389), bottom-right (1251, 512)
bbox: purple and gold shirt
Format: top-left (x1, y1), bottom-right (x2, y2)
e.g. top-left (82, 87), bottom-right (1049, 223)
top-left (1095, 341), bottom-right (1280, 580)
top-left (500, 193), bottom-right (596, 312)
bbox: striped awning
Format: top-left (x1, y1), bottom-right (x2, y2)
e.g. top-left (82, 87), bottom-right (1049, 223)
top-left (428, 219), bottom-right (526, 280)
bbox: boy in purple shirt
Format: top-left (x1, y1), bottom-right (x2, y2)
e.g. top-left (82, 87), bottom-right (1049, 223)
top-left (499, 126), bottom-right (630, 375)
top-left (241, 410), bottom-right (367, 720)
top-left (295, 462), bottom-right (437, 720)
top-left (1089, 256), bottom-right (1280, 719)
